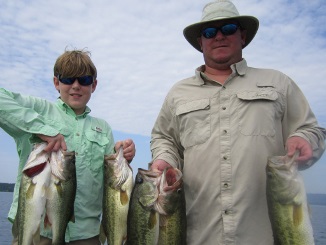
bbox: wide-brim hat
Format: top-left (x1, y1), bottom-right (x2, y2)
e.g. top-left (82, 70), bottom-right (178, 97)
top-left (183, 0), bottom-right (259, 52)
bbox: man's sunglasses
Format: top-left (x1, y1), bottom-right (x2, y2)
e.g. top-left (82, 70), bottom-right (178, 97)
top-left (201, 24), bottom-right (239, 39)
top-left (57, 75), bottom-right (94, 86)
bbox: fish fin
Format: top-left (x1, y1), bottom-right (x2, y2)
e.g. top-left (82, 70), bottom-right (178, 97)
top-left (41, 184), bottom-right (49, 198)
top-left (55, 181), bottom-right (63, 198)
top-left (43, 214), bottom-right (52, 228)
top-left (148, 209), bottom-right (158, 230)
top-left (26, 182), bottom-right (36, 199)
top-left (120, 190), bottom-right (129, 205)
top-left (159, 214), bottom-right (168, 227)
top-left (293, 204), bottom-right (303, 227)
top-left (99, 224), bottom-right (107, 244)
top-left (32, 226), bottom-right (41, 245)
top-left (122, 236), bottom-right (127, 245)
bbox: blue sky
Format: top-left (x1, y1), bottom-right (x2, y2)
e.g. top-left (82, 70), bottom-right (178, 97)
top-left (0, 0), bottom-right (325, 193)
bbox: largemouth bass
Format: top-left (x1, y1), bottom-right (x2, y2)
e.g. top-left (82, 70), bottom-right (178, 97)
top-left (44, 149), bottom-right (76, 245)
top-left (155, 167), bottom-right (187, 245)
top-left (266, 152), bottom-right (315, 245)
top-left (127, 168), bottom-right (161, 245)
top-left (100, 146), bottom-right (133, 245)
top-left (12, 143), bottom-right (51, 245)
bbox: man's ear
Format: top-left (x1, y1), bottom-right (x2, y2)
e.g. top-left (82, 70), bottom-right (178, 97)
top-left (241, 29), bottom-right (247, 47)
top-left (197, 37), bottom-right (203, 51)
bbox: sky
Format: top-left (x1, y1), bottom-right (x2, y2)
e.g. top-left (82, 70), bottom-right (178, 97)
top-left (0, 0), bottom-right (325, 194)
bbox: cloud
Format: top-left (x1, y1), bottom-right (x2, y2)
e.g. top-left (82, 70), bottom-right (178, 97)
top-left (0, 0), bottom-right (325, 193)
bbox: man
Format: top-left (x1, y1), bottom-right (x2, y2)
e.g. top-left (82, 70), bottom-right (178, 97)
top-left (150, 0), bottom-right (326, 244)
top-left (0, 49), bottom-right (135, 244)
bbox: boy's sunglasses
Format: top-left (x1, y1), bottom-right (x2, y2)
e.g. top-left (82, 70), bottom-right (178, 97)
top-left (201, 24), bottom-right (239, 39)
top-left (57, 75), bottom-right (94, 86)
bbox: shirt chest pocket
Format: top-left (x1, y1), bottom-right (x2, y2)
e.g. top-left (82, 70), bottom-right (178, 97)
top-left (84, 127), bottom-right (110, 172)
top-left (176, 99), bottom-right (211, 148)
top-left (236, 89), bottom-right (280, 136)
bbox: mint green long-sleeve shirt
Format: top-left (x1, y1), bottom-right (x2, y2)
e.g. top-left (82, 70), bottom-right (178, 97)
top-left (0, 88), bottom-right (115, 241)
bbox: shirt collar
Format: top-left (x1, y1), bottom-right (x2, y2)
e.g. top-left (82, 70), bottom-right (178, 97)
top-left (56, 98), bottom-right (91, 117)
top-left (195, 59), bottom-right (248, 85)
top-left (231, 59), bottom-right (247, 76)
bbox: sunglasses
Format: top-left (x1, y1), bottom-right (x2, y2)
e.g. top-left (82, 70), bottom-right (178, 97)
top-left (57, 75), bottom-right (94, 86)
top-left (201, 24), bottom-right (239, 39)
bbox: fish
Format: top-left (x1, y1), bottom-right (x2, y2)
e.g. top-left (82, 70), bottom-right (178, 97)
top-left (127, 168), bottom-right (161, 245)
top-left (44, 149), bottom-right (76, 245)
top-left (12, 143), bottom-right (52, 245)
top-left (100, 146), bottom-right (133, 245)
top-left (155, 167), bottom-right (187, 245)
top-left (266, 152), bottom-right (315, 245)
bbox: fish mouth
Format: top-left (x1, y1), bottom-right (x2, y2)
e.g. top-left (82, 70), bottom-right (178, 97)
top-left (23, 162), bottom-right (47, 177)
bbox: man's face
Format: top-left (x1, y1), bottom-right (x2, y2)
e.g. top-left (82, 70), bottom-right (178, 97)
top-left (198, 21), bottom-right (247, 69)
top-left (53, 76), bottom-right (97, 115)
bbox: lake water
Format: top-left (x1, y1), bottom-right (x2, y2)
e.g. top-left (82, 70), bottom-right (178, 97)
top-left (1, 192), bottom-right (326, 244)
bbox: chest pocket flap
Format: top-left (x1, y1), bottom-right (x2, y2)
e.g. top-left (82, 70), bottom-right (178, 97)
top-left (176, 99), bottom-right (210, 116)
top-left (85, 125), bottom-right (110, 146)
top-left (236, 90), bottom-right (278, 101)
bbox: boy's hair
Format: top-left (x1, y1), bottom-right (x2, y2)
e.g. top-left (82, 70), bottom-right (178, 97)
top-left (53, 48), bottom-right (97, 79)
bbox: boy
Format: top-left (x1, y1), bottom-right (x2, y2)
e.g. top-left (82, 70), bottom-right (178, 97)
top-left (0, 48), bottom-right (135, 244)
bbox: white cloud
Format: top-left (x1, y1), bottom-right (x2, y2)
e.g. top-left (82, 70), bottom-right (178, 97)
top-left (0, 0), bottom-right (325, 192)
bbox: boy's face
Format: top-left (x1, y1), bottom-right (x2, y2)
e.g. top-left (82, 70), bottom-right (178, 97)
top-left (53, 76), bottom-right (97, 115)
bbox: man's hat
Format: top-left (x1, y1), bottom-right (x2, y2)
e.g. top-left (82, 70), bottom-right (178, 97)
top-left (183, 0), bottom-right (259, 52)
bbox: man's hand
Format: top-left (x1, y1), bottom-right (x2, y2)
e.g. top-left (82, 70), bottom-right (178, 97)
top-left (286, 136), bottom-right (313, 164)
top-left (151, 159), bottom-right (172, 173)
top-left (115, 139), bottom-right (135, 163)
top-left (37, 134), bottom-right (67, 152)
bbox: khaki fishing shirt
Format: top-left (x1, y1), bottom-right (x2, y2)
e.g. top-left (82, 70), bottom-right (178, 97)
top-left (150, 59), bottom-right (326, 245)
top-left (0, 88), bottom-right (115, 241)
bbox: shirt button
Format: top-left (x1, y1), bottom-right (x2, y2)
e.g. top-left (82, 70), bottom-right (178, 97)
top-left (223, 130), bottom-right (227, 134)
top-left (225, 210), bottom-right (230, 215)
top-left (222, 107), bottom-right (226, 110)
top-left (223, 156), bottom-right (228, 160)
top-left (224, 183), bottom-right (228, 188)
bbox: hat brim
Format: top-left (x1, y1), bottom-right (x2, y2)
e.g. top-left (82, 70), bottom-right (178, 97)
top-left (183, 16), bottom-right (259, 52)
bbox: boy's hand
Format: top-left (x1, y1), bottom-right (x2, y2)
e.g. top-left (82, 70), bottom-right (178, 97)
top-left (37, 134), bottom-right (67, 152)
top-left (115, 139), bottom-right (135, 163)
